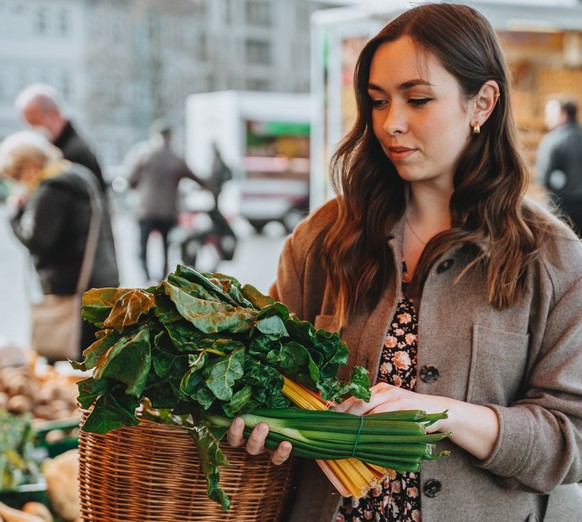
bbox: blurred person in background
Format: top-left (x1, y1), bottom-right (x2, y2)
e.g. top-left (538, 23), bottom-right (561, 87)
top-left (0, 131), bottom-right (119, 360)
top-left (536, 95), bottom-right (582, 236)
top-left (127, 119), bottom-right (206, 283)
top-left (228, 4), bottom-right (582, 521)
top-left (15, 83), bottom-right (107, 192)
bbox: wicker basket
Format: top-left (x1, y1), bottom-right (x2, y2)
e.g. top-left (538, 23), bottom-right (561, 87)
top-left (78, 413), bottom-right (298, 521)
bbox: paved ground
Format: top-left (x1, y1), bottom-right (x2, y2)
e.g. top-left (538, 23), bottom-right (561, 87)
top-left (0, 202), bottom-right (287, 350)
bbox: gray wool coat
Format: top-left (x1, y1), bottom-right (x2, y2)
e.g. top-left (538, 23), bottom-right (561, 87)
top-left (270, 199), bottom-right (582, 522)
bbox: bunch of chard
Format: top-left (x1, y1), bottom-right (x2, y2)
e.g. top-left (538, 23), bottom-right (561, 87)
top-left (75, 264), bottom-right (448, 509)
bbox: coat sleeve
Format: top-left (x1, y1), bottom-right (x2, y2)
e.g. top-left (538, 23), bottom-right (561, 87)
top-left (127, 156), bottom-right (144, 189)
top-left (181, 159), bottom-right (206, 189)
top-left (10, 185), bottom-right (69, 257)
top-left (535, 134), bottom-right (560, 188)
top-left (475, 264), bottom-right (582, 493)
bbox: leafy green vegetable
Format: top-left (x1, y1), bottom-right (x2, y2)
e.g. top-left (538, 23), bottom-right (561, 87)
top-left (0, 411), bottom-right (44, 491)
top-left (76, 264), bottom-right (370, 510)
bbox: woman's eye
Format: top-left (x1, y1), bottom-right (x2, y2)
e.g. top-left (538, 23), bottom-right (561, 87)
top-left (409, 98), bottom-right (432, 107)
top-left (371, 99), bottom-right (388, 108)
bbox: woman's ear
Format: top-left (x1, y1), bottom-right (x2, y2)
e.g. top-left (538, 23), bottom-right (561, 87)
top-left (471, 80), bottom-right (500, 130)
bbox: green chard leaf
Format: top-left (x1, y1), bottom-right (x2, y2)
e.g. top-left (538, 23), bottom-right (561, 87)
top-left (241, 283), bottom-right (275, 309)
top-left (187, 424), bottom-right (231, 511)
top-left (204, 348), bottom-right (245, 401)
top-left (206, 274), bottom-right (254, 308)
top-left (222, 385), bottom-right (253, 416)
top-left (173, 264), bottom-right (239, 306)
top-left (76, 376), bottom-right (109, 409)
top-left (97, 328), bottom-right (153, 397)
top-left (80, 328), bottom-right (123, 369)
top-left (82, 288), bottom-right (156, 330)
top-left (277, 341), bottom-right (320, 388)
top-left (162, 281), bottom-right (257, 333)
top-left (82, 388), bottom-right (141, 434)
top-left (255, 314), bottom-right (288, 337)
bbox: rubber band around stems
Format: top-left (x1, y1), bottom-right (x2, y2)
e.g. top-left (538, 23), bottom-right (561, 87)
top-left (351, 416), bottom-right (365, 457)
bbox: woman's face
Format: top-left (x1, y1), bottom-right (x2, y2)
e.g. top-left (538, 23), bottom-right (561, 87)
top-left (8, 158), bottom-right (41, 190)
top-left (368, 36), bottom-right (474, 191)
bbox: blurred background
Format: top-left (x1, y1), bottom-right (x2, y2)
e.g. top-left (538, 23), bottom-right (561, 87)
top-left (2, 0), bottom-right (582, 349)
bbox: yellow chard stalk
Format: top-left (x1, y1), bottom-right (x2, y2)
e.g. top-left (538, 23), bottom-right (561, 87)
top-left (281, 376), bottom-right (389, 498)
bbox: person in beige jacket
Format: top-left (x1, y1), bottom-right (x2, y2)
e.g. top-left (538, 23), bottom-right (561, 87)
top-left (229, 3), bottom-right (582, 521)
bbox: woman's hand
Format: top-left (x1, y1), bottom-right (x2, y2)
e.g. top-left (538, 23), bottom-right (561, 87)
top-left (335, 382), bottom-right (500, 461)
top-left (6, 192), bottom-right (27, 208)
top-left (227, 417), bottom-right (293, 465)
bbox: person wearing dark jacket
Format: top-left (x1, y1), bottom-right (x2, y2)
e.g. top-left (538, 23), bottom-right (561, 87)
top-left (536, 95), bottom-right (582, 236)
top-left (0, 131), bottom-right (119, 359)
top-left (15, 83), bottom-right (107, 192)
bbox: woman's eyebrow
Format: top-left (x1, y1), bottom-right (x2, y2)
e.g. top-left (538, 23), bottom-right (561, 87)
top-left (367, 79), bottom-right (433, 92)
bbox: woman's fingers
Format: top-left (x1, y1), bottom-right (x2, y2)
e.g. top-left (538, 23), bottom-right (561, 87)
top-left (227, 418), bottom-right (293, 464)
top-left (270, 440), bottom-right (293, 465)
top-left (336, 383), bottom-right (432, 415)
top-left (245, 422), bottom-right (269, 455)
top-left (227, 420), bottom-right (271, 455)
top-left (226, 416), bottom-right (246, 447)
top-left (335, 383), bottom-right (395, 414)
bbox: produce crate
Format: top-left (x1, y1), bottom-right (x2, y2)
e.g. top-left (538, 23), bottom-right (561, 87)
top-left (0, 482), bottom-right (48, 510)
top-left (78, 412), bottom-right (298, 521)
top-left (35, 418), bottom-right (80, 458)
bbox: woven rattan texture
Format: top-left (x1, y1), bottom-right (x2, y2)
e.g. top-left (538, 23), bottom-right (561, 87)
top-left (78, 415), bottom-right (298, 521)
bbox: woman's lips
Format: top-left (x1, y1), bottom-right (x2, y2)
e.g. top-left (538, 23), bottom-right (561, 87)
top-left (388, 146), bottom-right (416, 161)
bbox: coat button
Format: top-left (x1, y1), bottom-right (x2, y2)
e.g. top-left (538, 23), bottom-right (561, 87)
top-left (424, 479), bottom-right (442, 498)
top-left (420, 365), bottom-right (440, 383)
top-left (436, 259), bottom-right (454, 273)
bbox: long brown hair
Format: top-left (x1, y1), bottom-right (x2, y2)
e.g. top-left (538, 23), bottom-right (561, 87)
top-left (323, 3), bottom-right (546, 323)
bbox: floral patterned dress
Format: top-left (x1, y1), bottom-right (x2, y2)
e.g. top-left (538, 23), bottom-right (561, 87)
top-left (337, 275), bottom-right (421, 522)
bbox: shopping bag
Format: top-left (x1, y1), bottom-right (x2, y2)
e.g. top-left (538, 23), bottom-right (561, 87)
top-left (30, 294), bottom-right (81, 361)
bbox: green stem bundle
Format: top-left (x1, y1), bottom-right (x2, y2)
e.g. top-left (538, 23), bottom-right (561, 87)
top-left (206, 408), bottom-right (450, 473)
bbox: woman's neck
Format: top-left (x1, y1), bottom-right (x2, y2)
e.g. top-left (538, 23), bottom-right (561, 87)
top-left (403, 186), bottom-right (452, 277)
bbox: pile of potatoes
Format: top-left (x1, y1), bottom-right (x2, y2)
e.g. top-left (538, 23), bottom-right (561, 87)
top-left (0, 364), bottom-right (80, 422)
top-left (0, 366), bottom-right (79, 420)
top-left (0, 361), bottom-right (82, 522)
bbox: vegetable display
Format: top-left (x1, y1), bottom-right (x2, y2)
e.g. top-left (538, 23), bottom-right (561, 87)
top-left (75, 265), bottom-right (448, 509)
top-left (0, 411), bottom-right (43, 492)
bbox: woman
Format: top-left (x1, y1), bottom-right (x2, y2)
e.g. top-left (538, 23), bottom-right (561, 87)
top-left (228, 3), bottom-right (582, 521)
top-left (0, 131), bottom-right (119, 360)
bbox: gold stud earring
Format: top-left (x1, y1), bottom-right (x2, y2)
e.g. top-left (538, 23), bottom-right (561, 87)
top-left (472, 123), bottom-right (480, 135)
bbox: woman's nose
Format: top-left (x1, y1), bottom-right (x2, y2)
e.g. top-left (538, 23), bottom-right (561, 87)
top-left (382, 105), bottom-right (408, 135)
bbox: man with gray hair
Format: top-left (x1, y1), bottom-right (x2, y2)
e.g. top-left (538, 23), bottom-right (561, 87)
top-left (15, 83), bottom-right (107, 192)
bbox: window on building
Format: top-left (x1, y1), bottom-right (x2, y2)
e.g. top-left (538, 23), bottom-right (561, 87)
top-left (58, 8), bottom-right (69, 37)
top-left (34, 7), bottom-right (48, 35)
top-left (60, 75), bottom-right (71, 101)
top-left (189, 0), bottom-right (205, 14)
top-left (246, 39), bottom-right (271, 65)
top-left (224, 0), bottom-right (233, 24)
top-left (245, 1), bottom-right (270, 26)
top-left (246, 77), bottom-right (271, 91)
top-left (196, 33), bottom-right (207, 60)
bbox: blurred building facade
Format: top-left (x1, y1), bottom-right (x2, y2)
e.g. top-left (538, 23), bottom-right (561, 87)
top-left (0, 0), bottom-right (338, 171)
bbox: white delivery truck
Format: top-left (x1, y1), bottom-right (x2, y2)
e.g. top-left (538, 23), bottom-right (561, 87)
top-left (185, 90), bottom-right (312, 233)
